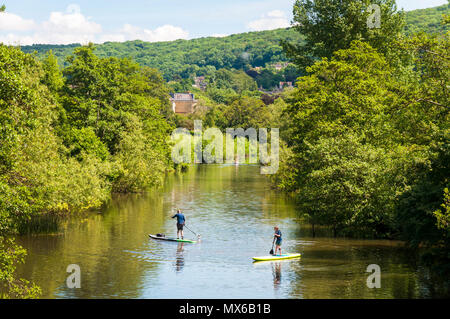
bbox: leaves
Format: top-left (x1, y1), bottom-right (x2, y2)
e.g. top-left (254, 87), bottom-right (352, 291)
top-left (283, 0), bottom-right (406, 71)
top-left (276, 36), bottom-right (449, 241)
top-left (0, 237), bottom-right (42, 299)
top-left (0, 43), bottom-right (174, 298)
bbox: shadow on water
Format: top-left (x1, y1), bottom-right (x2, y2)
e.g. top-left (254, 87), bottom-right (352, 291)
top-left (14, 164), bottom-right (449, 298)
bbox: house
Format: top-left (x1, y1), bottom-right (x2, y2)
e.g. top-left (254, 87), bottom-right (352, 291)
top-left (273, 62), bottom-right (289, 71)
top-left (193, 76), bottom-right (207, 91)
top-left (170, 93), bottom-right (197, 114)
top-left (279, 82), bottom-right (293, 90)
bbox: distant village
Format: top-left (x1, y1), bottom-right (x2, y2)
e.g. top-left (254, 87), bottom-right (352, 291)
top-left (170, 62), bottom-right (294, 115)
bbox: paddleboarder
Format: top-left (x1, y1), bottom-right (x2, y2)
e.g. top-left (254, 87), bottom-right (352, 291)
top-left (273, 226), bottom-right (282, 256)
top-left (172, 209), bottom-right (186, 239)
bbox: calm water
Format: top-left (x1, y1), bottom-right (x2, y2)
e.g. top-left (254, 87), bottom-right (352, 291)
top-left (16, 165), bottom-right (438, 298)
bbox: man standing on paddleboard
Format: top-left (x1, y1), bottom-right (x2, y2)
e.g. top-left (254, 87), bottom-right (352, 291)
top-left (274, 226), bottom-right (282, 256)
top-left (172, 209), bottom-right (186, 239)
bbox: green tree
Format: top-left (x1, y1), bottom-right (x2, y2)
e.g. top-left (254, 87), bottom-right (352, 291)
top-left (0, 238), bottom-right (41, 298)
top-left (221, 96), bottom-right (272, 130)
top-left (255, 69), bottom-right (283, 90)
top-left (275, 41), bottom-right (417, 236)
top-left (41, 50), bottom-right (64, 93)
top-left (212, 69), bottom-right (258, 93)
top-left (61, 44), bottom-right (173, 191)
top-left (434, 188), bottom-right (450, 232)
top-left (282, 0), bottom-right (405, 70)
top-left (0, 44), bottom-right (111, 298)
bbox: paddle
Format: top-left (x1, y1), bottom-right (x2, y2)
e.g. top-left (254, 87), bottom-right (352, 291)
top-left (184, 224), bottom-right (200, 238)
top-left (269, 237), bottom-right (275, 255)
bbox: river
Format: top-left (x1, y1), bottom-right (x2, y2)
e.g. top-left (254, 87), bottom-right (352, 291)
top-left (16, 164), bottom-right (439, 298)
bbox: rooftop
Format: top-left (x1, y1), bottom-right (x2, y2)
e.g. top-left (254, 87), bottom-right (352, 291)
top-left (170, 93), bottom-right (196, 101)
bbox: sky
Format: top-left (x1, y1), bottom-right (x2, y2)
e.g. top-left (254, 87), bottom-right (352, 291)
top-left (0, 0), bottom-right (448, 45)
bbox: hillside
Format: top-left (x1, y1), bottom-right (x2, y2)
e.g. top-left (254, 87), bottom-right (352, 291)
top-left (405, 4), bottom-right (449, 34)
top-left (19, 4), bottom-right (449, 81)
top-left (21, 28), bottom-right (303, 81)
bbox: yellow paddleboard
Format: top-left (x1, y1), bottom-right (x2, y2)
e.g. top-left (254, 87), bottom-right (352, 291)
top-left (252, 253), bottom-right (301, 262)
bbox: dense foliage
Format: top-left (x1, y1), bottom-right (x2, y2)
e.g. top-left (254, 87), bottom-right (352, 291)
top-left (405, 4), bottom-right (449, 35)
top-left (272, 0), bottom-right (449, 279)
top-left (22, 29), bottom-right (303, 83)
top-left (0, 42), bottom-right (174, 297)
top-left (281, 0), bottom-right (406, 70)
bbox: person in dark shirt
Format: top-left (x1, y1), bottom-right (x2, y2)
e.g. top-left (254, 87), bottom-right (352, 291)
top-left (274, 226), bottom-right (282, 256)
top-left (172, 209), bottom-right (186, 239)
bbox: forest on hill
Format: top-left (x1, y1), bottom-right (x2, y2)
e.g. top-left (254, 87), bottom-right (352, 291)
top-left (405, 3), bottom-right (450, 34)
top-left (21, 28), bottom-right (303, 83)
top-left (20, 4), bottom-right (449, 83)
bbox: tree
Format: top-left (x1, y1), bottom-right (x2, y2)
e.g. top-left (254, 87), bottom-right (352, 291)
top-left (434, 188), bottom-right (450, 232)
top-left (0, 238), bottom-right (41, 298)
top-left (396, 139), bottom-right (449, 247)
top-left (275, 6), bottom-right (449, 242)
top-left (282, 0), bottom-right (405, 71)
top-left (212, 69), bottom-right (258, 93)
top-left (255, 69), bottom-right (283, 90)
top-left (61, 44), bottom-right (173, 191)
top-left (41, 50), bottom-right (64, 93)
top-left (221, 97), bottom-right (272, 130)
top-left (275, 41), bottom-right (416, 236)
top-left (0, 44), bottom-right (110, 298)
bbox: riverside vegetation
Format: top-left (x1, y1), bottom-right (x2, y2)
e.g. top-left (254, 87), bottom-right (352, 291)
top-left (1, 1), bottom-right (449, 298)
top-left (0, 42), bottom-right (175, 297)
top-left (274, 0), bottom-right (449, 282)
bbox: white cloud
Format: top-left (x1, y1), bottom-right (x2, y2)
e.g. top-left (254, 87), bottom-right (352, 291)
top-left (211, 33), bottom-right (228, 38)
top-left (247, 10), bottom-right (290, 31)
top-left (0, 5), bottom-right (188, 45)
top-left (0, 32), bottom-right (96, 46)
top-left (98, 33), bottom-right (127, 43)
top-left (42, 11), bottom-right (102, 35)
top-left (0, 12), bottom-right (35, 31)
top-left (0, 33), bottom-right (36, 46)
top-left (0, 5), bottom-right (101, 45)
top-left (144, 24), bottom-right (189, 42)
top-left (100, 24), bottom-right (189, 43)
top-left (127, 24), bottom-right (188, 42)
top-left (267, 10), bottom-right (285, 18)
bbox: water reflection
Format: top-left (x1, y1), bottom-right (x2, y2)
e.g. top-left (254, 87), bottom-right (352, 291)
top-left (175, 243), bottom-right (185, 273)
top-left (272, 262), bottom-right (282, 290)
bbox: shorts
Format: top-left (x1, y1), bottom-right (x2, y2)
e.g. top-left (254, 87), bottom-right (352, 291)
top-left (275, 240), bottom-right (282, 246)
top-left (177, 223), bottom-right (184, 231)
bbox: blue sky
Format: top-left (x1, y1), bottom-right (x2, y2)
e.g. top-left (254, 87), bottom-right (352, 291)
top-left (0, 0), bottom-right (447, 45)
